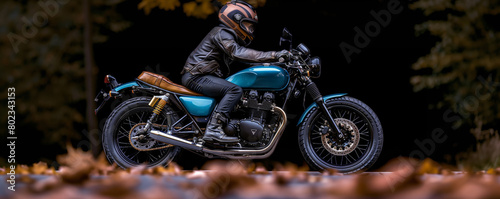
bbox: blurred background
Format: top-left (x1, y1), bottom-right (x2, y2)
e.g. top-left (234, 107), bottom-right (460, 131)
top-left (1, 0), bottom-right (499, 171)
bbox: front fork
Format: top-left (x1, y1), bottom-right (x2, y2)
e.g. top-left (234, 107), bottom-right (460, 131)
top-left (303, 78), bottom-right (344, 138)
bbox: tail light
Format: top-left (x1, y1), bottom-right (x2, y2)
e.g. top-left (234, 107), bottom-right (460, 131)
top-left (103, 75), bottom-right (119, 88)
top-left (104, 75), bottom-right (111, 84)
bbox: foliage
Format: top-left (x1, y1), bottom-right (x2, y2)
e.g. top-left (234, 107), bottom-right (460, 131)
top-left (410, 0), bottom-right (500, 167)
top-left (0, 0), bottom-right (130, 148)
top-left (410, 0), bottom-right (500, 127)
top-left (138, 0), bottom-right (267, 19)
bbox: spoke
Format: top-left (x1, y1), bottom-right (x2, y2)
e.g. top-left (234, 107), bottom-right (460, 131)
top-left (358, 145), bottom-right (368, 153)
top-left (313, 146), bottom-right (324, 150)
top-left (140, 112), bottom-right (146, 122)
top-left (120, 145), bottom-right (134, 149)
top-left (125, 118), bottom-right (137, 129)
top-left (135, 113), bottom-right (142, 123)
top-left (128, 150), bottom-right (140, 161)
top-left (327, 154), bottom-right (334, 164)
top-left (118, 130), bottom-right (128, 138)
top-left (147, 152), bottom-right (158, 162)
top-left (159, 149), bottom-right (167, 156)
top-left (351, 115), bottom-right (361, 124)
top-left (311, 140), bottom-right (323, 146)
top-left (345, 153), bottom-right (354, 164)
top-left (314, 124), bottom-right (323, 129)
top-left (118, 141), bottom-right (131, 146)
top-left (332, 110), bottom-right (339, 118)
top-left (321, 151), bottom-right (330, 160)
top-left (117, 132), bottom-right (128, 139)
top-left (316, 147), bottom-right (326, 157)
top-left (340, 110), bottom-right (346, 118)
top-left (359, 130), bottom-right (370, 136)
top-left (311, 135), bottom-right (322, 140)
top-left (358, 123), bottom-right (368, 132)
top-left (354, 147), bottom-right (361, 159)
top-left (120, 126), bottom-right (130, 134)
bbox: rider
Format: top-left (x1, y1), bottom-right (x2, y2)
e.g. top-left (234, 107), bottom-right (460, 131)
top-left (181, 0), bottom-right (289, 143)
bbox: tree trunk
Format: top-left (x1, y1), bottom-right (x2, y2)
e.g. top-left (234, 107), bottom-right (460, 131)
top-left (83, 0), bottom-right (100, 157)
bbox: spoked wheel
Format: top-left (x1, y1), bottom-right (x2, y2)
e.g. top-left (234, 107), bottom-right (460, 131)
top-left (298, 96), bottom-right (383, 174)
top-left (102, 97), bottom-right (181, 168)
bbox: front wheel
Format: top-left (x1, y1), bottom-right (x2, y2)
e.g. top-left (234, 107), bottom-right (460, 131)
top-left (298, 96), bottom-right (383, 174)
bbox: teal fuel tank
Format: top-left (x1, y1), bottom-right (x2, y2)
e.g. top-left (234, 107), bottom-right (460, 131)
top-left (226, 66), bottom-right (290, 91)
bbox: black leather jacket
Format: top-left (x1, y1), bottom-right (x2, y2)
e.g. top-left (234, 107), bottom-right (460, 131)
top-left (181, 26), bottom-right (277, 78)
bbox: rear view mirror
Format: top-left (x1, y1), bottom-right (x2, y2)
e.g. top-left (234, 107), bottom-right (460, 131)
top-left (282, 28), bottom-right (292, 40)
top-left (279, 27), bottom-right (293, 50)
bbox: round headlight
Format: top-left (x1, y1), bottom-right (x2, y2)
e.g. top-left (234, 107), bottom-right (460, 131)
top-left (297, 43), bottom-right (310, 56)
top-left (308, 56), bottom-right (321, 78)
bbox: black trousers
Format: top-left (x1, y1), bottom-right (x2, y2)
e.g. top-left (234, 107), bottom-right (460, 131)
top-left (182, 73), bottom-right (243, 117)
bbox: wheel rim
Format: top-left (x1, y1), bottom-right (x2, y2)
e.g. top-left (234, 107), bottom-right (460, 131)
top-left (113, 107), bottom-right (176, 167)
top-left (308, 105), bottom-right (373, 168)
top-left (321, 118), bottom-right (360, 156)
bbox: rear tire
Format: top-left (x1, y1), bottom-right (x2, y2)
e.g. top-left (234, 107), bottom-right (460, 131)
top-left (298, 96), bottom-right (383, 174)
top-left (102, 97), bottom-right (181, 169)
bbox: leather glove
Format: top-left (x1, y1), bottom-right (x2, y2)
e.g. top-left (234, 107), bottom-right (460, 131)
top-left (275, 49), bottom-right (292, 62)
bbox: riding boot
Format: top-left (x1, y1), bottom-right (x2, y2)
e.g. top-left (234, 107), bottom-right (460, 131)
top-left (203, 112), bottom-right (239, 143)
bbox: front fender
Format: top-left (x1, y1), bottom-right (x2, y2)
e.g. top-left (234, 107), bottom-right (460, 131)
top-left (297, 93), bottom-right (347, 126)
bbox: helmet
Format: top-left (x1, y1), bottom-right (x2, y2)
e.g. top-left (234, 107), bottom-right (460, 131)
top-left (219, 1), bottom-right (258, 46)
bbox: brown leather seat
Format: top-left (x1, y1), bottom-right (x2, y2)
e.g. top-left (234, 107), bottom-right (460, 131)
top-left (137, 71), bottom-right (202, 96)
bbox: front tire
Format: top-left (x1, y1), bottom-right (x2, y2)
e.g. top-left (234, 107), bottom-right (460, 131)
top-left (298, 96), bottom-right (383, 174)
top-left (102, 97), bottom-right (181, 169)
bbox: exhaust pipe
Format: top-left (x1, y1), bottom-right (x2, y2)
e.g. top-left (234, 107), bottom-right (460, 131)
top-left (149, 106), bottom-right (287, 158)
top-left (149, 130), bottom-right (203, 151)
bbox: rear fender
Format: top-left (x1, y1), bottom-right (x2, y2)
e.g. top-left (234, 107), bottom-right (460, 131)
top-left (297, 93), bottom-right (347, 126)
top-left (95, 81), bottom-right (140, 114)
top-left (114, 81), bottom-right (139, 92)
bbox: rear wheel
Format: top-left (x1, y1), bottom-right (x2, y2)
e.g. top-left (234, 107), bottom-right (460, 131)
top-left (102, 97), bottom-right (181, 168)
top-left (298, 96), bottom-right (383, 174)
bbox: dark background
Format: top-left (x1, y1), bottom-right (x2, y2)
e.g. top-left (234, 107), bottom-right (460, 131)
top-left (11, 0), bottom-right (475, 170)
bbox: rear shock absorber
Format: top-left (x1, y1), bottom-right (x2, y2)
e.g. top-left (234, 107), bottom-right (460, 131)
top-left (152, 97), bottom-right (167, 115)
top-left (144, 93), bottom-right (171, 132)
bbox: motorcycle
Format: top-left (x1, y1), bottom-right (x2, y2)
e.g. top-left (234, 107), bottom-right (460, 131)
top-left (95, 28), bottom-right (383, 173)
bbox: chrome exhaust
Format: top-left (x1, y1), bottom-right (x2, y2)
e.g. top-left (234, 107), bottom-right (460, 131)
top-left (149, 130), bottom-right (203, 151)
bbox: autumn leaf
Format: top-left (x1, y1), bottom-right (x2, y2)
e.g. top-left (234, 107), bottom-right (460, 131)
top-left (416, 158), bottom-right (441, 175)
top-left (31, 161), bottom-right (56, 175)
top-left (139, 0), bottom-right (266, 18)
top-left (159, 0), bottom-right (180, 11)
top-left (15, 164), bottom-right (30, 175)
top-left (139, 0), bottom-right (180, 15)
top-left (183, 0), bottom-right (215, 19)
top-left (138, 0), bottom-right (158, 15)
top-left (57, 144), bottom-right (96, 184)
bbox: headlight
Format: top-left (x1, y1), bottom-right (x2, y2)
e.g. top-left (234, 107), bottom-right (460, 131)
top-left (308, 56), bottom-right (321, 78)
top-left (297, 43), bottom-right (310, 56)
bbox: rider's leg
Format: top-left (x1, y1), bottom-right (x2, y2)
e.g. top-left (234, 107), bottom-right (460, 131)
top-left (182, 74), bottom-right (241, 142)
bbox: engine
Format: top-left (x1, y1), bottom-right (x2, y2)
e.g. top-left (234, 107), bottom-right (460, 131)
top-left (224, 90), bottom-right (277, 146)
